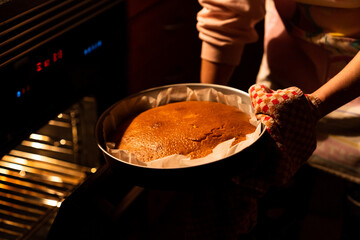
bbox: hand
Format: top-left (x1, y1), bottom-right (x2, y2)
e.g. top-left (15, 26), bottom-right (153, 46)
top-left (248, 84), bottom-right (321, 185)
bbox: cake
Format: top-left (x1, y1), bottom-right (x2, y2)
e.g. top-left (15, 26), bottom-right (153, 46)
top-left (113, 101), bottom-right (255, 162)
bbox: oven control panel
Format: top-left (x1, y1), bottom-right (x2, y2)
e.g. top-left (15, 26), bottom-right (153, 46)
top-left (0, 0), bottom-right (127, 154)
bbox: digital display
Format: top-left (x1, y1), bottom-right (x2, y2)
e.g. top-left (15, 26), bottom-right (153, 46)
top-left (1, 0), bottom-right (126, 154)
top-left (84, 40), bottom-right (102, 56)
top-left (16, 85), bottom-right (30, 98)
top-left (23, 40), bottom-right (104, 99)
top-left (36, 49), bottom-right (63, 72)
top-left (34, 40), bottom-right (103, 73)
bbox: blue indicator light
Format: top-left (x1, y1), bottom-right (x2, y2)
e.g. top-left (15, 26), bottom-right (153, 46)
top-left (84, 40), bottom-right (103, 56)
top-left (17, 91), bottom-right (21, 98)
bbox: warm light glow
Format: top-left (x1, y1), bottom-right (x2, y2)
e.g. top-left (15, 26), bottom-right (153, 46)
top-left (48, 175), bottom-right (63, 183)
top-left (30, 133), bottom-right (51, 142)
top-left (21, 140), bottom-right (73, 154)
top-left (30, 133), bottom-right (42, 141)
top-left (31, 153), bottom-right (43, 161)
top-left (44, 199), bottom-right (59, 207)
top-left (29, 142), bottom-right (44, 149)
top-left (48, 120), bottom-right (71, 128)
top-left (3, 155), bottom-right (27, 166)
top-left (6, 162), bottom-right (25, 172)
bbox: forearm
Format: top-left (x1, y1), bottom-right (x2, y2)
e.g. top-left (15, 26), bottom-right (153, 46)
top-left (312, 52), bottom-right (360, 117)
top-left (197, 0), bottom-right (265, 85)
top-left (200, 59), bottom-right (236, 85)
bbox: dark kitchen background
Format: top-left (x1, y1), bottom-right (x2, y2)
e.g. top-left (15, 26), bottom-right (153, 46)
top-left (1, 0), bottom-right (359, 239)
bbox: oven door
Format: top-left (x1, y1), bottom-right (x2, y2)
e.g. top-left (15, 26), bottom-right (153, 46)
top-left (0, 0), bottom-right (127, 239)
top-left (0, 0), bottom-right (127, 155)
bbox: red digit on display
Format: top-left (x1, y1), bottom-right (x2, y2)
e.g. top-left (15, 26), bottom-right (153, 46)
top-left (37, 50), bottom-right (63, 72)
top-left (53, 52), bottom-right (58, 62)
top-left (58, 49), bottom-right (63, 59)
top-left (44, 59), bottom-right (50, 67)
top-left (36, 62), bottom-right (42, 72)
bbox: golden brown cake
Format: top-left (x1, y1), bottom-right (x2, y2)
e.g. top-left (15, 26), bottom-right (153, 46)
top-left (114, 101), bottom-right (255, 162)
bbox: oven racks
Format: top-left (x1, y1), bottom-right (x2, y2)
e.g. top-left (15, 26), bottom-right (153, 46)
top-left (0, 98), bottom-right (99, 240)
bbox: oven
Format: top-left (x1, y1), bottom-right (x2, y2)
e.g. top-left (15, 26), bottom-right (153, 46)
top-left (2, 1), bottom-right (360, 239)
top-left (0, 0), bottom-right (128, 239)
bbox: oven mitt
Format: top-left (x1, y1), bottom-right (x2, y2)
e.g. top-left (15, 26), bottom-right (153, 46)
top-left (186, 84), bottom-right (322, 238)
top-left (248, 84), bottom-right (321, 186)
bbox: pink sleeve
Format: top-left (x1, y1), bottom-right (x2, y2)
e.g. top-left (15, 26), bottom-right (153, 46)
top-left (197, 0), bottom-right (265, 66)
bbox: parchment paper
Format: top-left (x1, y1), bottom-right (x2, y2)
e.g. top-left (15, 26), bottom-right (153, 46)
top-left (103, 86), bottom-right (262, 169)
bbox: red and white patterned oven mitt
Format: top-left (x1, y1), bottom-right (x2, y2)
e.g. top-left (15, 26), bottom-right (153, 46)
top-left (248, 84), bottom-right (321, 185)
top-left (185, 85), bottom-right (323, 238)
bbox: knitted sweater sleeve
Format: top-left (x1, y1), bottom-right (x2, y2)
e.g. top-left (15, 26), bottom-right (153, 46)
top-left (197, 0), bottom-right (266, 66)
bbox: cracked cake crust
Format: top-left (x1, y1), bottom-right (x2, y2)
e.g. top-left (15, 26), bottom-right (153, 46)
top-left (113, 101), bottom-right (255, 162)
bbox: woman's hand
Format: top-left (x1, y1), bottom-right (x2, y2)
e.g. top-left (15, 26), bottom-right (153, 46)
top-left (249, 84), bottom-right (321, 185)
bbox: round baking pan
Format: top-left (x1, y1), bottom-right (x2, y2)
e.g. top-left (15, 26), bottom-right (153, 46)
top-left (96, 83), bottom-right (277, 190)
